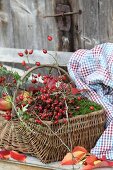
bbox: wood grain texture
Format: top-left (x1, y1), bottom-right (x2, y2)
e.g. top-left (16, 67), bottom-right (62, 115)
top-left (0, 158), bottom-right (112, 170)
top-left (0, 161), bottom-right (51, 170)
top-left (11, 0), bottom-right (59, 50)
top-left (79, 0), bottom-right (99, 49)
top-left (98, 0), bottom-right (113, 43)
top-left (0, 48), bottom-right (72, 66)
top-left (0, 158), bottom-right (82, 170)
top-left (0, 0), bottom-right (59, 50)
top-left (77, 0), bottom-right (113, 49)
top-left (69, 0), bottom-right (82, 50)
top-left (0, 0), bottom-right (113, 50)
top-left (0, 0), bottom-right (14, 47)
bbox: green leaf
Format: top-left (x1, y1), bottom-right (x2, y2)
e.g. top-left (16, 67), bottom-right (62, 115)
top-left (13, 72), bottom-right (21, 81)
top-left (17, 79), bottom-right (23, 86)
top-left (22, 104), bottom-right (29, 112)
top-left (17, 108), bottom-right (23, 117)
top-left (23, 113), bottom-right (30, 120)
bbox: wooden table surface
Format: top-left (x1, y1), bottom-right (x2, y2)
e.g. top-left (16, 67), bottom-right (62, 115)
top-left (0, 159), bottom-right (81, 170)
top-left (0, 160), bottom-right (113, 170)
top-left (0, 161), bottom-right (49, 170)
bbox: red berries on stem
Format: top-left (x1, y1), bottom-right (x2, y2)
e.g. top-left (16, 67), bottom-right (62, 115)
top-left (90, 106), bottom-right (94, 110)
top-left (29, 49), bottom-right (33, 54)
top-left (18, 52), bottom-right (23, 57)
top-left (24, 49), bottom-right (28, 55)
top-left (3, 110), bottom-right (12, 121)
top-left (36, 62), bottom-right (40, 66)
top-left (19, 95), bottom-right (24, 101)
top-left (43, 49), bottom-right (47, 54)
top-left (21, 61), bottom-right (26, 66)
top-left (35, 119), bottom-right (42, 124)
top-left (77, 96), bottom-right (81, 101)
top-left (31, 79), bottom-right (37, 84)
top-left (47, 35), bottom-right (53, 41)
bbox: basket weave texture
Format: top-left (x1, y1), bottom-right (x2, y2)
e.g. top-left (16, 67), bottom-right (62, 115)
top-left (0, 65), bottom-right (106, 163)
top-left (0, 109), bottom-right (105, 163)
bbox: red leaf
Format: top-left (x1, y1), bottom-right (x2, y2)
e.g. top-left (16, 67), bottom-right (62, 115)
top-left (94, 161), bottom-right (110, 168)
top-left (100, 160), bottom-right (113, 167)
top-left (81, 164), bottom-right (94, 170)
top-left (85, 155), bottom-right (98, 165)
top-left (100, 155), bottom-right (107, 161)
top-left (61, 159), bottom-right (78, 165)
top-left (72, 146), bottom-right (87, 154)
top-left (82, 161), bottom-right (113, 170)
top-left (10, 151), bottom-right (26, 162)
top-left (45, 78), bottom-right (56, 89)
top-left (61, 151), bottom-right (86, 165)
top-left (71, 84), bottom-right (87, 95)
top-left (108, 161), bottom-right (113, 166)
top-left (71, 87), bottom-right (81, 95)
top-left (0, 150), bottom-right (10, 159)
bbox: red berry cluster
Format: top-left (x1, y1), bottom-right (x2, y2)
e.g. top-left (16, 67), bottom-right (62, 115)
top-left (18, 74), bottom-right (74, 124)
top-left (0, 76), bottom-right (6, 84)
top-left (18, 49), bottom-right (41, 71)
top-left (19, 35), bottom-right (53, 69)
top-left (10, 70), bottom-right (96, 124)
top-left (43, 35), bottom-right (53, 54)
top-left (0, 71), bottom-right (17, 88)
top-left (2, 110), bottom-right (12, 121)
top-left (15, 92), bottom-right (32, 108)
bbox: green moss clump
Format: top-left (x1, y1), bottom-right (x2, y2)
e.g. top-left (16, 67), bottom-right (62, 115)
top-left (69, 97), bottom-right (102, 116)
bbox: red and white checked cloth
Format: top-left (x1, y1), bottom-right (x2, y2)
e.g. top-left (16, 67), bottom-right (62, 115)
top-left (67, 43), bottom-right (113, 160)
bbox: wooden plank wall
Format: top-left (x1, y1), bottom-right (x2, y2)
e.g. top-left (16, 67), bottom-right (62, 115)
top-left (78, 0), bottom-right (113, 49)
top-left (0, 0), bottom-right (59, 50)
top-left (0, 0), bottom-right (113, 51)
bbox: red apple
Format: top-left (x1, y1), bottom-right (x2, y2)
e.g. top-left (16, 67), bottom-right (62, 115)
top-left (0, 96), bottom-right (12, 111)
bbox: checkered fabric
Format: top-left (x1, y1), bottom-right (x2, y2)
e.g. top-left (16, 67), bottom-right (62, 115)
top-left (67, 43), bottom-right (113, 160)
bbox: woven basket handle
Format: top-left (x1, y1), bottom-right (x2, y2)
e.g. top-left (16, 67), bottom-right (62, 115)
top-left (12, 64), bottom-right (72, 114)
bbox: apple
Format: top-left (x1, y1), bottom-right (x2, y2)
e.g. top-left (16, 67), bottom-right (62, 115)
top-left (0, 96), bottom-right (12, 111)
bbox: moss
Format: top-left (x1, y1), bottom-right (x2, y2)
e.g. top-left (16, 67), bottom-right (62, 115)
top-left (70, 98), bottom-right (102, 116)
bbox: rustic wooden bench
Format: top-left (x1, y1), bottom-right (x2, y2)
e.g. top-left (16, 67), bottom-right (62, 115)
top-left (0, 47), bottom-right (72, 73)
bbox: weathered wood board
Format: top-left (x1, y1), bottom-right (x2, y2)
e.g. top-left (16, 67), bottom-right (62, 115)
top-left (0, 159), bottom-right (112, 170)
top-left (0, 47), bottom-right (72, 66)
top-left (0, 159), bottom-right (82, 170)
top-left (0, 160), bottom-right (51, 170)
top-left (78, 0), bottom-right (113, 49)
top-left (1, 0), bottom-right (113, 51)
top-left (0, 0), bottom-right (59, 50)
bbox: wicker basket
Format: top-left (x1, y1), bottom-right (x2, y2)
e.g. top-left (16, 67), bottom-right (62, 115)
top-left (0, 65), bottom-right (106, 163)
top-left (0, 109), bottom-right (106, 163)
